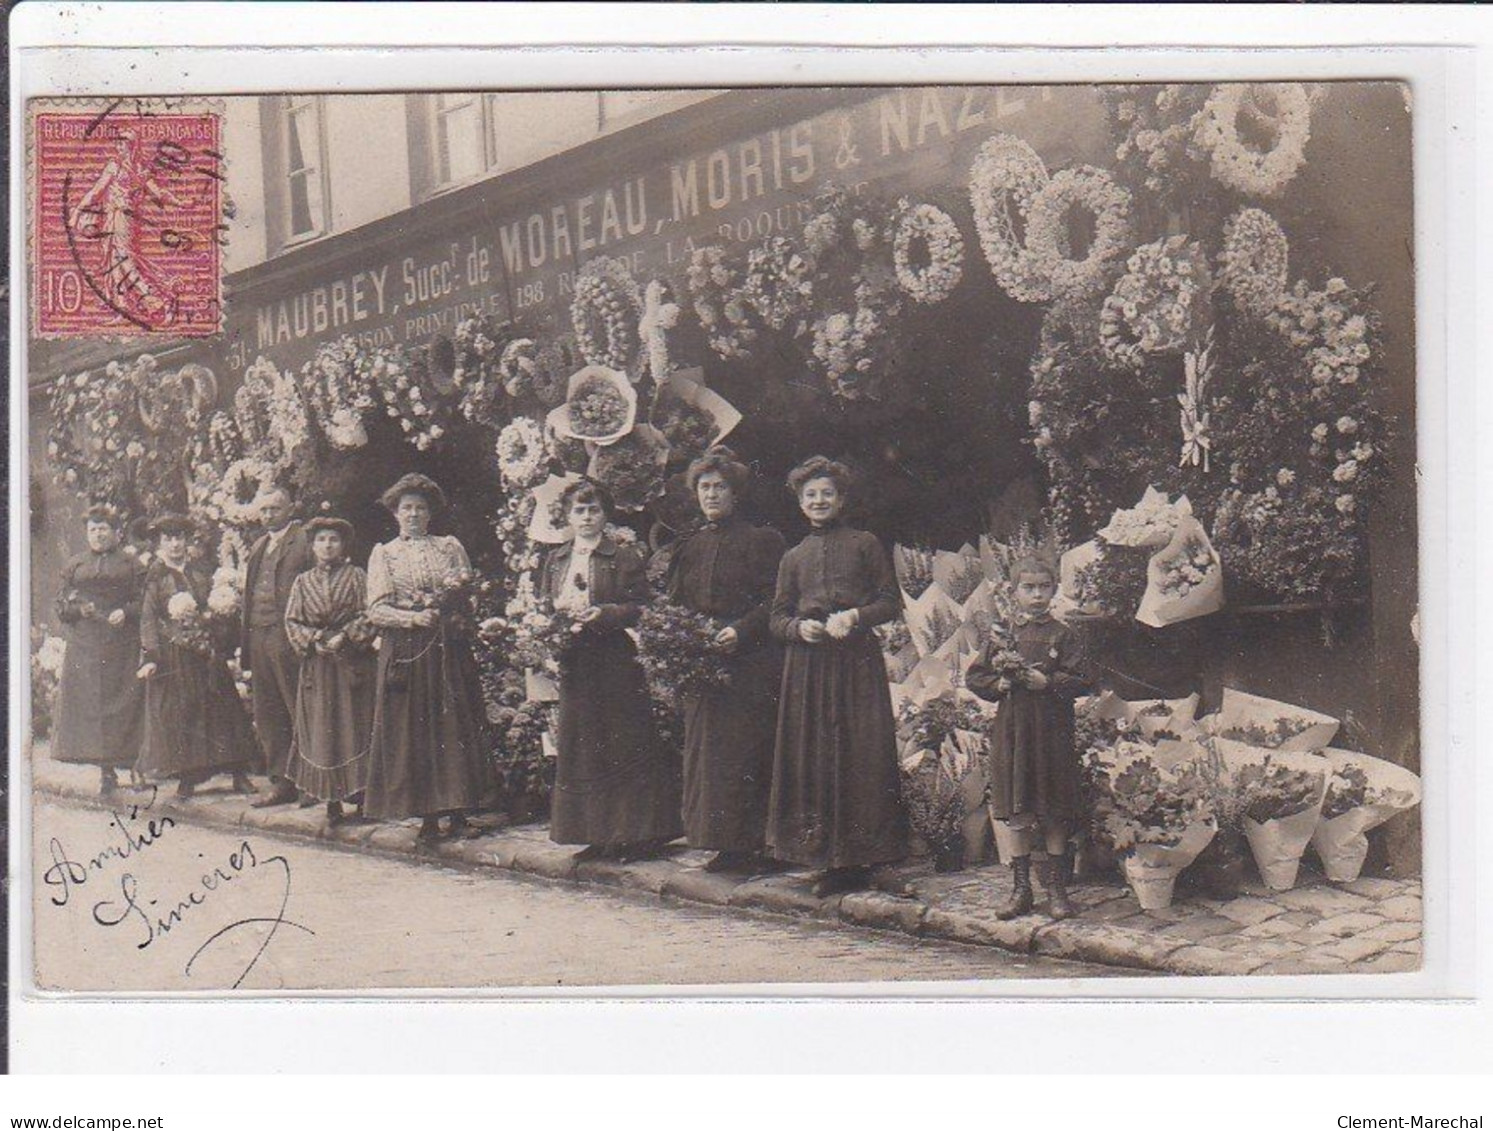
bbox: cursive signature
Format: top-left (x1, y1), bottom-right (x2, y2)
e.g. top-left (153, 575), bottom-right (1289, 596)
top-left (42, 786), bottom-right (175, 907)
top-left (89, 838), bottom-right (314, 989)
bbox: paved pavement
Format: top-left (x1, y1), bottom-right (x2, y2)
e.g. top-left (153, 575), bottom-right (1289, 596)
top-left (27, 749), bottom-right (1422, 982)
top-left (30, 794), bottom-right (1123, 992)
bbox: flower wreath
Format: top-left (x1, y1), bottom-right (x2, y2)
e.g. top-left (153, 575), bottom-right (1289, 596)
top-left (363, 344), bottom-right (452, 452)
top-left (741, 236), bottom-right (813, 332)
top-left (235, 357), bottom-right (312, 464)
top-left (1024, 165), bottom-right (1134, 299)
top-left (302, 337), bottom-right (376, 450)
top-left (495, 416), bottom-right (551, 490)
top-left (891, 199), bottom-right (965, 305)
top-left (211, 457), bottom-right (280, 527)
top-left (571, 256), bottom-right (643, 372)
top-left (453, 315), bottom-right (508, 423)
top-left (1220, 207), bottom-right (1290, 319)
top-left (1099, 235), bottom-right (1211, 367)
top-left (809, 278), bottom-right (902, 400)
top-left (967, 133), bottom-right (1052, 303)
top-left (1194, 83), bottom-right (1312, 198)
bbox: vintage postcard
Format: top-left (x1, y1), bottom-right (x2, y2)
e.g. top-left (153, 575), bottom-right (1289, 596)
top-left (21, 78), bottom-right (1424, 994)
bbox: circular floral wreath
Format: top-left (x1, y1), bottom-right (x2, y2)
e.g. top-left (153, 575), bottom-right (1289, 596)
top-left (891, 200), bottom-right (965, 304)
top-left (1220, 207), bottom-right (1290, 318)
top-left (1194, 83), bottom-right (1312, 198)
top-left (211, 458), bottom-right (280, 527)
top-left (302, 337), bottom-right (376, 450)
top-left (1099, 235), bottom-right (1211, 367)
top-left (685, 246), bottom-right (760, 360)
top-left (571, 256), bottom-right (643, 372)
top-left (1024, 165), bottom-right (1134, 299)
top-left (364, 344), bottom-right (451, 452)
top-left (967, 133), bottom-right (1052, 303)
top-left (495, 416), bottom-right (550, 490)
top-left (741, 236), bottom-right (814, 332)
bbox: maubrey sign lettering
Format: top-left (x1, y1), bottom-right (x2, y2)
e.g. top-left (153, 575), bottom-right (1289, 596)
top-left (223, 85), bottom-right (1105, 376)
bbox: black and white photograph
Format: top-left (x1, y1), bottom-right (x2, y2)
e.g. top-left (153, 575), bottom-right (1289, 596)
top-left (17, 72), bottom-right (1432, 995)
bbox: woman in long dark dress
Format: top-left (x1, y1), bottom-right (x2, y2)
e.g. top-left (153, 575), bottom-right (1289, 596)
top-left (135, 514), bottom-right (258, 798)
top-left (362, 474), bottom-right (490, 843)
top-left (544, 479), bottom-right (682, 863)
top-left (966, 556), bottom-right (1089, 920)
top-left (284, 516), bottom-right (376, 826)
top-left (666, 448), bottom-right (786, 874)
top-left (767, 456), bottom-right (909, 896)
top-left (52, 504), bottom-right (147, 796)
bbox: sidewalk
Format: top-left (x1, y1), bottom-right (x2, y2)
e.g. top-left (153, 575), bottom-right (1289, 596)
top-left (30, 751), bottom-right (1422, 978)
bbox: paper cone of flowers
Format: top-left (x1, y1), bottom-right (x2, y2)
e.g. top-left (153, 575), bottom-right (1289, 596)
top-left (651, 370), bottom-right (742, 447)
top-left (1120, 692), bottom-right (1202, 740)
top-left (1209, 737), bottom-right (1330, 891)
top-left (586, 423), bottom-right (671, 511)
top-left (527, 473), bottom-right (584, 545)
top-left (1211, 687), bottom-right (1341, 752)
top-left (904, 584), bottom-right (964, 657)
top-left (1051, 539), bottom-right (1103, 621)
top-left (1136, 513), bottom-right (1225, 628)
top-left (546, 365), bottom-right (637, 446)
top-left (1310, 748), bottom-right (1422, 883)
top-left (932, 548), bottom-right (987, 606)
top-left (1099, 486), bottom-right (1192, 549)
top-left (1124, 819), bottom-right (1218, 911)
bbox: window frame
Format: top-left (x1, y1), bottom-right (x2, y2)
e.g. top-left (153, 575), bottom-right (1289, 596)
top-left (281, 93), bottom-right (332, 246)
top-left (427, 92), bottom-right (495, 195)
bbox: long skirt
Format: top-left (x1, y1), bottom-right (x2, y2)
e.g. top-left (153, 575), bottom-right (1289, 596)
top-left (362, 624), bottom-right (491, 820)
top-left (550, 632), bottom-right (682, 847)
top-left (53, 621), bottom-right (143, 769)
top-left (286, 650), bottom-right (376, 802)
top-left (767, 635), bottom-right (909, 870)
top-left (682, 643), bottom-right (781, 852)
top-left (137, 644), bottom-right (257, 782)
top-left (986, 688), bottom-right (1080, 825)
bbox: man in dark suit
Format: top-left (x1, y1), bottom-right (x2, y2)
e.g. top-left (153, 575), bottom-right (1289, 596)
top-left (242, 486), bottom-right (314, 807)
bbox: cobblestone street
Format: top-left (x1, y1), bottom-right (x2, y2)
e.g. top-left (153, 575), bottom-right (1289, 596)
top-left (26, 749), bottom-right (1422, 985)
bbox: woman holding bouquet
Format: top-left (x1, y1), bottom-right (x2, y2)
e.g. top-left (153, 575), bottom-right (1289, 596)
top-left (966, 556), bottom-right (1090, 920)
top-left (666, 447), bottom-right (787, 874)
top-left (544, 479), bottom-right (681, 862)
top-left (768, 457), bottom-right (908, 897)
top-left (362, 474), bottom-right (490, 843)
top-left (135, 514), bottom-right (258, 798)
top-left (52, 504), bottom-right (147, 796)
top-left (284, 516), bottom-right (376, 825)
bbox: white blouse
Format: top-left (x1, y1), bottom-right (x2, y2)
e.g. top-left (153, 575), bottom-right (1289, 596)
top-left (554, 536), bottom-right (600, 614)
top-left (365, 534), bottom-right (472, 629)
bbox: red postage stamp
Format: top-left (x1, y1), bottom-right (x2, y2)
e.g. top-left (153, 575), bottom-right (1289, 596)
top-left (31, 100), bottom-right (225, 339)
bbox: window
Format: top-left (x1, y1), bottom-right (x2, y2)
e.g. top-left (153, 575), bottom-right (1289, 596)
top-left (433, 92), bottom-right (490, 186)
top-left (284, 95), bottom-right (329, 239)
top-left (486, 92), bottom-right (601, 175)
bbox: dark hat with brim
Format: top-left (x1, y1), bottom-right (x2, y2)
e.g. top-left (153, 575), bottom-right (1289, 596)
top-left (305, 515), bottom-right (355, 542)
top-left (380, 472), bottom-right (447, 513)
top-left (83, 502), bottom-right (126, 528)
top-left (146, 513), bottom-right (198, 538)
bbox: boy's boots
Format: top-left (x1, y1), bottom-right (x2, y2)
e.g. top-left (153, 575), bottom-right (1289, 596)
top-left (995, 856), bottom-right (1034, 920)
top-left (1037, 855), bottom-right (1076, 920)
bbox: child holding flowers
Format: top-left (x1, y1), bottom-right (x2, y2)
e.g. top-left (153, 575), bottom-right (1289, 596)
top-left (966, 556), bottom-right (1091, 920)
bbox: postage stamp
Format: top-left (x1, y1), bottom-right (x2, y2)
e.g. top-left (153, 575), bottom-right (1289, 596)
top-left (30, 98), bottom-right (225, 339)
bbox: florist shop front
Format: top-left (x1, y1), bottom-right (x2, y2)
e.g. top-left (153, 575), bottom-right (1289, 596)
top-left (31, 82), bottom-right (1422, 875)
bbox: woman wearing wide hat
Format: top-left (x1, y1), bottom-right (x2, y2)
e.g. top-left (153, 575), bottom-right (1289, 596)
top-left (543, 478), bottom-right (682, 862)
top-left (665, 447), bottom-right (787, 873)
top-left (51, 504), bottom-right (148, 796)
top-left (284, 515), bottom-right (377, 825)
top-left (361, 474), bottom-right (491, 842)
top-left (135, 513), bottom-right (258, 797)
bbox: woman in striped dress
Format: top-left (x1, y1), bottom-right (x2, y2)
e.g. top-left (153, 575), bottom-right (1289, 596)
top-left (284, 516), bottom-right (377, 825)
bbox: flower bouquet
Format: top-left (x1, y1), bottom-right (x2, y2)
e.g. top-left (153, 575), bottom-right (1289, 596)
top-left (30, 628), bottom-right (67, 741)
top-left (1208, 688), bottom-right (1341, 752)
top-left (898, 694), bottom-right (991, 872)
top-left (527, 473), bottom-right (584, 545)
top-left (586, 423), bottom-right (671, 511)
top-left (500, 592), bottom-right (585, 679)
top-left (648, 371), bottom-right (741, 466)
top-left (1096, 751), bottom-right (1216, 910)
top-left (893, 544), bottom-right (938, 600)
top-left (165, 590), bottom-right (214, 654)
top-left (1098, 486), bottom-right (1190, 549)
top-left (1135, 515), bottom-right (1225, 628)
top-left (546, 365), bottom-right (637, 446)
top-left (1310, 749), bottom-right (1421, 882)
top-left (1214, 742), bottom-right (1329, 890)
top-left (635, 601), bottom-right (733, 708)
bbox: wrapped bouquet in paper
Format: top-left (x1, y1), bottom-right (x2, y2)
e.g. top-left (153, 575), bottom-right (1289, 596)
top-left (1122, 692), bottom-right (1202, 740)
top-left (1135, 514), bottom-right (1225, 628)
top-left (545, 365), bottom-right (637, 446)
top-left (904, 583), bottom-right (965, 658)
top-left (648, 371), bottom-right (741, 462)
top-left (932, 547), bottom-right (987, 606)
top-left (1051, 539), bottom-right (1103, 620)
top-left (897, 695), bottom-right (992, 871)
top-left (527, 473), bottom-right (584, 544)
top-left (1098, 486), bottom-right (1192, 549)
top-left (1311, 749), bottom-right (1422, 882)
top-left (586, 423), bottom-right (671, 510)
top-left (1123, 821), bottom-right (1218, 911)
top-left (1208, 688), bottom-right (1341, 752)
top-left (1219, 743), bottom-right (1330, 890)
top-left (1091, 748), bottom-right (1214, 910)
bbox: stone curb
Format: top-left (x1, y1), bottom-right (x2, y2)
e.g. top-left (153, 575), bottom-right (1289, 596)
top-left (32, 776), bottom-right (1392, 978)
